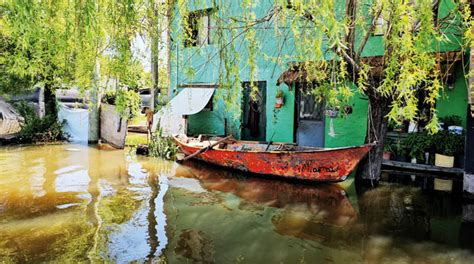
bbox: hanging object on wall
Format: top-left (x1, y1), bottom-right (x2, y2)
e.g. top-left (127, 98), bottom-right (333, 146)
top-left (343, 105), bottom-right (353, 115)
top-left (275, 89), bottom-right (285, 108)
top-left (325, 107), bottom-right (339, 118)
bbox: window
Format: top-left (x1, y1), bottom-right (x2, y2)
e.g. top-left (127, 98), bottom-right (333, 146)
top-left (184, 9), bottom-right (215, 47)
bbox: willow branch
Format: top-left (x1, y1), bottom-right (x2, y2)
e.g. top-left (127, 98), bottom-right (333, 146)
top-left (356, 7), bottom-right (383, 62)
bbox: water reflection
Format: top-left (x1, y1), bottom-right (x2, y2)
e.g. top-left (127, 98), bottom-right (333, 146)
top-left (0, 144), bottom-right (164, 262)
top-left (1, 145), bottom-right (474, 263)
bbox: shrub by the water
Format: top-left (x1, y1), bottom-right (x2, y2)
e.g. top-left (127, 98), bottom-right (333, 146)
top-left (148, 130), bottom-right (178, 160)
top-left (15, 102), bottom-right (64, 143)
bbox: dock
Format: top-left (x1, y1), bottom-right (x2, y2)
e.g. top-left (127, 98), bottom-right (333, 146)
top-left (382, 160), bottom-right (464, 180)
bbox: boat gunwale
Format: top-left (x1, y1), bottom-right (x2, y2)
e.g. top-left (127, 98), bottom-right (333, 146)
top-left (172, 135), bottom-right (376, 154)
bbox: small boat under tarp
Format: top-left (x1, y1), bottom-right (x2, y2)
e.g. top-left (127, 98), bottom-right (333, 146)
top-left (173, 134), bottom-right (376, 182)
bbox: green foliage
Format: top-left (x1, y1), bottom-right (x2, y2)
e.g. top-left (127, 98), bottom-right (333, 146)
top-left (14, 102), bottom-right (64, 143)
top-left (170, 0), bottom-right (469, 140)
top-left (393, 138), bottom-right (407, 159)
top-left (102, 88), bottom-right (141, 119)
top-left (125, 133), bottom-right (148, 146)
top-left (383, 141), bottom-right (393, 153)
top-left (148, 130), bottom-right (178, 160)
top-left (439, 115), bottom-right (462, 129)
top-left (0, 0), bottom-right (162, 95)
top-left (115, 89), bottom-right (141, 119)
top-left (433, 130), bottom-right (464, 156)
top-left (405, 132), bottom-right (433, 160)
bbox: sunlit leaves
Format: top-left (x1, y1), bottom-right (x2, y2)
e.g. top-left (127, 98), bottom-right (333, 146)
top-left (168, 0), bottom-right (468, 134)
top-left (0, 0), bottom-right (161, 94)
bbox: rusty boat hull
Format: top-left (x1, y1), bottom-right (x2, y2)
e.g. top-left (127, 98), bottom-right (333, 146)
top-left (173, 135), bottom-right (375, 182)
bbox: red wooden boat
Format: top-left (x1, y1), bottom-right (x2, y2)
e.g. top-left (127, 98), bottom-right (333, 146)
top-left (173, 134), bottom-right (375, 182)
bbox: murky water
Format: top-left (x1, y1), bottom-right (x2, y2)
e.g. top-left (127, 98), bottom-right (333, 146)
top-left (1, 144), bottom-right (474, 263)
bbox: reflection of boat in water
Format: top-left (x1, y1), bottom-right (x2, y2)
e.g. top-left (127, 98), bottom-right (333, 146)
top-left (176, 161), bottom-right (358, 231)
top-left (173, 134), bottom-right (374, 182)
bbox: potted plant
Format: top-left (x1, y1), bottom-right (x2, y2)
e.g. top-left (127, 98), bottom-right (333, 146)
top-left (406, 132), bottom-right (432, 164)
top-left (433, 130), bottom-right (464, 168)
top-left (275, 89), bottom-right (285, 108)
top-left (393, 138), bottom-right (408, 162)
top-left (439, 115), bottom-right (462, 130)
top-left (383, 141), bottom-right (393, 160)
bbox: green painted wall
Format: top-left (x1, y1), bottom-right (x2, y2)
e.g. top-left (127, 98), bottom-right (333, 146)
top-left (436, 64), bottom-right (469, 128)
top-left (169, 0), bottom-right (466, 147)
top-left (324, 90), bottom-right (369, 148)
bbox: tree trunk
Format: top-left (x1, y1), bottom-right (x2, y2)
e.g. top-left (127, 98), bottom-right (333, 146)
top-left (356, 95), bottom-right (391, 185)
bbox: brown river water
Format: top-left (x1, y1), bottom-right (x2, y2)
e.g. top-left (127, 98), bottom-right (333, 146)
top-left (1, 144), bottom-right (474, 263)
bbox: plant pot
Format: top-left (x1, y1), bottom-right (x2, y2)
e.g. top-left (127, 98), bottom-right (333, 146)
top-left (408, 121), bottom-right (418, 133)
top-left (435, 153), bottom-right (454, 168)
top-left (434, 179), bottom-right (453, 192)
top-left (395, 155), bottom-right (408, 162)
top-left (275, 97), bottom-right (284, 108)
top-left (383, 152), bottom-right (392, 160)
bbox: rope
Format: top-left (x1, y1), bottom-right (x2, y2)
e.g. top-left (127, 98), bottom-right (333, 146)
top-left (367, 101), bottom-right (380, 186)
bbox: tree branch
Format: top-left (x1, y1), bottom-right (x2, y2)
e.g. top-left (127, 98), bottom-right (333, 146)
top-left (356, 7), bottom-right (383, 62)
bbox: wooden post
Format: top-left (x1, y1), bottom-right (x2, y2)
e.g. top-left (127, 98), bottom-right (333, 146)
top-left (465, 105), bottom-right (474, 198)
top-left (464, 24), bottom-right (474, 198)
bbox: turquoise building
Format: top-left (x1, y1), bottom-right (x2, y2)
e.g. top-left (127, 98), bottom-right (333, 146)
top-left (167, 0), bottom-right (468, 148)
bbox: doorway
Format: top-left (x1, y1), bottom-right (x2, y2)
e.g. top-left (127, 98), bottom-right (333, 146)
top-left (294, 83), bottom-right (325, 147)
top-left (241, 81), bottom-right (267, 141)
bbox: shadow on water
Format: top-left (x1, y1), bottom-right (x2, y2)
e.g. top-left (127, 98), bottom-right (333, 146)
top-left (1, 144), bottom-right (474, 263)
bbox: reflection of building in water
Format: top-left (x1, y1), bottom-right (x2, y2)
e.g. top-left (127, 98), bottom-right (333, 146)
top-left (160, 161), bottom-right (474, 263)
top-left (160, 160), bottom-right (359, 263)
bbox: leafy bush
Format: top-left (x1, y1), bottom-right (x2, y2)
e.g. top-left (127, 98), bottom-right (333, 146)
top-left (405, 132), bottom-right (433, 160)
top-left (102, 88), bottom-right (141, 119)
top-left (14, 102), bottom-right (64, 143)
top-left (148, 130), bottom-right (178, 160)
top-left (439, 115), bottom-right (462, 130)
top-left (433, 130), bottom-right (464, 156)
top-left (383, 141), bottom-right (393, 153)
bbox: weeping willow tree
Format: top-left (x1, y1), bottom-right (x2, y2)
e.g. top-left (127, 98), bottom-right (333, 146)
top-left (0, 0), bottom-right (170, 100)
top-left (170, 0), bottom-right (471, 181)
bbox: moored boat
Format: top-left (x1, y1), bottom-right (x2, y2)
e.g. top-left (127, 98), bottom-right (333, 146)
top-left (173, 134), bottom-right (376, 182)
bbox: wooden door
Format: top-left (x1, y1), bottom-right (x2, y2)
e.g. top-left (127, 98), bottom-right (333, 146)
top-left (295, 85), bottom-right (325, 147)
top-left (241, 81), bottom-right (266, 141)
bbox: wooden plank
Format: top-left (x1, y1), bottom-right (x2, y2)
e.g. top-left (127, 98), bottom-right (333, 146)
top-left (128, 125), bottom-right (148, 134)
top-left (382, 169), bottom-right (463, 181)
top-left (382, 160), bottom-right (464, 175)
